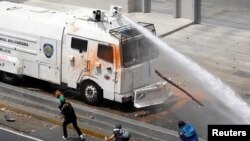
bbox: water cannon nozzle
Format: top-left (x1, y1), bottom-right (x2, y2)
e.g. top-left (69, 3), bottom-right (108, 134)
top-left (92, 10), bottom-right (104, 22)
top-left (110, 5), bottom-right (122, 17)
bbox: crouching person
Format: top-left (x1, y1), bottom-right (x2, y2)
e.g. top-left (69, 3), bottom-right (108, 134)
top-left (178, 120), bottom-right (199, 141)
top-left (105, 124), bottom-right (130, 141)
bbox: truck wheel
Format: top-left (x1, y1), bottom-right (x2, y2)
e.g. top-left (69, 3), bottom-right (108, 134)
top-left (0, 72), bottom-right (21, 85)
top-left (80, 81), bottom-right (103, 105)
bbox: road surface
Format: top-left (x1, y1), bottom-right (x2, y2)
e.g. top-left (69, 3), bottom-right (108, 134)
top-left (0, 127), bottom-right (42, 141)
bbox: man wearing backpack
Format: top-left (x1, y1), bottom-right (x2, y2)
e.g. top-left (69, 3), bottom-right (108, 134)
top-left (178, 120), bottom-right (199, 141)
top-left (105, 123), bottom-right (130, 141)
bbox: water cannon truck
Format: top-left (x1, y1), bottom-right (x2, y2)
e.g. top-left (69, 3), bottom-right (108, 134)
top-left (0, 1), bottom-right (172, 108)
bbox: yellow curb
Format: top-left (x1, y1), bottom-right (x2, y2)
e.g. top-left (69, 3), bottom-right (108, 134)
top-left (0, 103), bottom-right (109, 139)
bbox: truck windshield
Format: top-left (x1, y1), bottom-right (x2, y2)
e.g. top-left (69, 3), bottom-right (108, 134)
top-left (121, 38), bottom-right (159, 67)
top-left (109, 23), bottom-right (157, 67)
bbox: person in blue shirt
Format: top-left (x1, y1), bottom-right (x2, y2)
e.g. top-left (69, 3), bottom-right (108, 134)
top-left (178, 120), bottom-right (199, 141)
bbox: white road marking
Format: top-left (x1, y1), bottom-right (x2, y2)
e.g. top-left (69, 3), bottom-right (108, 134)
top-left (0, 127), bottom-right (44, 141)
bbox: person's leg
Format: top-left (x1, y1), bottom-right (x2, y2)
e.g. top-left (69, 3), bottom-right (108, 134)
top-left (63, 120), bottom-right (70, 138)
top-left (125, 137), bottom-right (130, 141)
top-left (71, 118), bottom-right (82, 136)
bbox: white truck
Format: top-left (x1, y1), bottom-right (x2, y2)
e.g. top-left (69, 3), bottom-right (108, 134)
top-left (0, 1), bottom-right (172, 108)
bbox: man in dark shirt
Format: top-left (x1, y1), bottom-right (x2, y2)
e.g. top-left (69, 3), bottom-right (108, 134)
top-left (58, 95), bottom-right (85, 140)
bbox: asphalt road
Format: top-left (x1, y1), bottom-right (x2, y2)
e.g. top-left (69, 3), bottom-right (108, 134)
top-left (0, 127), bottom-right (42, 141)
top-left (0, 108), bottom-right (102, 141)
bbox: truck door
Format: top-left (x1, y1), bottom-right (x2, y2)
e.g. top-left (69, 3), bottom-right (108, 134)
top-left (95, 43), bottom-right (115, 100)
top-left (62, 36), bottom-right (89, 88)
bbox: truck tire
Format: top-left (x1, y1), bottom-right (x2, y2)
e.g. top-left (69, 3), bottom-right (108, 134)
top-left (0, 71), bottom-right (22, 85)
top-left (80, 81), bottom-right (103, 105)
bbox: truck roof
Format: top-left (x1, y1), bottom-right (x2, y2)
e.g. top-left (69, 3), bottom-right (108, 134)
top-left (0, 1), bottom-right (71, 26)
top-left (0, 1), bottom-right (127, 43)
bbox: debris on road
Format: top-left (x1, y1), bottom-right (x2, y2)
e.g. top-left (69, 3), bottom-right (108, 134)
top-left (26, 87), bottom-right (42, 91)
top-left (134, 111), bottom-right (150, 117)
top-left (31, 129), bottom-right (36, 133)
top-left (5, 115), bottom-right (16, 122)
top-left (1, 107), bottom-right (6, 112)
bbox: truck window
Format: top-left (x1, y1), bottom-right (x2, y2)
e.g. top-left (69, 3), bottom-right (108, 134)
top-left (97, 44), bottom-right (113, 63)
top-left (122, 38), bottom-right (159, 67)
top-left (71, 37), bottom-right (88, 53)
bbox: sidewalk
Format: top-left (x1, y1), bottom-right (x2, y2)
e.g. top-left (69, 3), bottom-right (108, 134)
top-left (124, 12), bottom-right (192, 37)
top-left (22, 0), bottom-right (193, 38)
top-left (161, 24), bottom-right (250, 96)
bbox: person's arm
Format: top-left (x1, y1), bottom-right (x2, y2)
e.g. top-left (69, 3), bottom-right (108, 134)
top-left (61, 103), bottom-right (67, 115)
top-left (104, 134), bottom-right (115, 141)
top-left (58, 103), bottom-right (63, 110)
top-left (179, 131), bottom-right (186, 140)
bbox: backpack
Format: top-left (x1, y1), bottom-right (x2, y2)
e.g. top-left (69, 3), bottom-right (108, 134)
top-left (180, 124), bottom-right (196, 138)
top-left (119, 128), bottom-right (131, 139)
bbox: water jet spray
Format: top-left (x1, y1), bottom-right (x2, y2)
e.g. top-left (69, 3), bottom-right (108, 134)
top-left (155, 69), bottom-right (204, 107)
